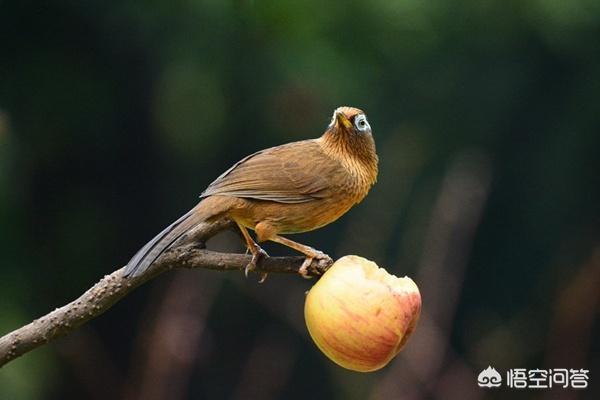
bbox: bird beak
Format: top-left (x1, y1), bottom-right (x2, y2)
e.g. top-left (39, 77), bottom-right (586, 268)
top-left (336, 111), bottom-right (353, 129)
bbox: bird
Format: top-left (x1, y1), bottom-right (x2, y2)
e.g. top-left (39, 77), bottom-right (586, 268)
top-left (123, 106), bottom-right (378, 279)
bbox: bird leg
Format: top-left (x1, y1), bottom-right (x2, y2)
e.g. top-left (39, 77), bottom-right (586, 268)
top-left (236, 223), bottom-right (268, 282)
top-left (268, 235), bottom-right (333, 278)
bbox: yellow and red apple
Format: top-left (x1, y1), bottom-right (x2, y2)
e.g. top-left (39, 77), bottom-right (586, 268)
top-left (304, 255), bottom-right (421, 372)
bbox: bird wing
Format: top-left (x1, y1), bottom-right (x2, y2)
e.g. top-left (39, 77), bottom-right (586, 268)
top-left (200, 139), bottom-right (339, 204)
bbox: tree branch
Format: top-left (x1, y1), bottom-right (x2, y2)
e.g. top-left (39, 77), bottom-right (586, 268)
top-left (0, 218), bottom-right (332, 368)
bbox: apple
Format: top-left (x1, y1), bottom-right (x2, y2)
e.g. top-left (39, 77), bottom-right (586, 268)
top-left (304, 255), bottom-right (421, 372)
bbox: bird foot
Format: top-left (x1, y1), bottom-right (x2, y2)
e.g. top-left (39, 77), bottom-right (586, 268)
top-left (257, 271), bottom-right (268, 284)
top-left (298, 251), bottom-right (332, 279)
top-left (245, 246), bottom-right (269, 281)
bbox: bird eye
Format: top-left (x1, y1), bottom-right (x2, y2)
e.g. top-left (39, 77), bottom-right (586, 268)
top-left (355, 115), bottom-right (370, 132)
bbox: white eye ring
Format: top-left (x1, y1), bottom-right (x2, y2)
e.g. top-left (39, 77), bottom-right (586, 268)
top-left (354, 114), bottom-right (370, 132)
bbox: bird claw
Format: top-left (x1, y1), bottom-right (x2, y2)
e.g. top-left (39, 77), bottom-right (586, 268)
top-left (317, 253), bottom-right (333, 269)
top-left (298, 251), bottom-right (332, 279)
top-left (298, 258), bottom-right (313, 279)
top-left (244, 246), bottom-right (269, 279)
top-left (258, 271), bottom-right (268, 284)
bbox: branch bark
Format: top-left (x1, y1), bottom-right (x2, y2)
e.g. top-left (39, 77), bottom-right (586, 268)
top-left (0, 218), bottom-right (332, 368)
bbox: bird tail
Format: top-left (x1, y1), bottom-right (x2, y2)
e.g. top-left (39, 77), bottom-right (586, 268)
top-left (123, 207), bottom-right (206, 278)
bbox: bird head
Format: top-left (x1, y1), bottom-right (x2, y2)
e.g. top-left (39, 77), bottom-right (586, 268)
top-left (328, 106), bottom-right (372, 136)
top-left (322, 106), bottom-right (378, 186)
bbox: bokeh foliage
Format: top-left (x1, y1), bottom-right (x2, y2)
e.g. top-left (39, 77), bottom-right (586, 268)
top-left (1, 1), bottom-right (598, 399)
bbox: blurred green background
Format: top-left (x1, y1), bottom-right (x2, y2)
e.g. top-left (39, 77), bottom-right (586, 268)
top-left (0, 1), bottom-right (598, 399)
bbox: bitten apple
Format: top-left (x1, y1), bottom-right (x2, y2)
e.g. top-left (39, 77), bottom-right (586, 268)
top-left (304, 255), bottom-right (421, 372)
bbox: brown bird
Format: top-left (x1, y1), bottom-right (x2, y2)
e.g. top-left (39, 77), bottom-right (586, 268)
top-left (123, 106), bottom-right (378, 279)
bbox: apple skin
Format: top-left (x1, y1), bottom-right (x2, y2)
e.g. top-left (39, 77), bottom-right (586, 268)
top-left (304, 255), bottom-right (421, 372)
